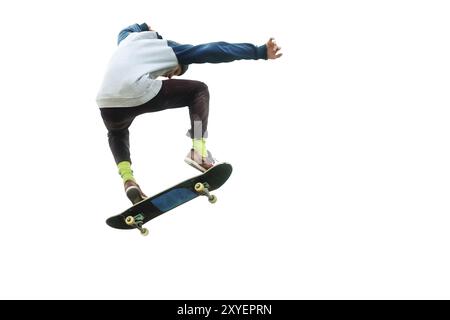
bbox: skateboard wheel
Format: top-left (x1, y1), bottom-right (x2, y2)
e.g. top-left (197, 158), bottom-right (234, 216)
top-left (195, 182), bottom-right (205, 193)
top-left (141, 228), bottom-right (149, 236)
top-left (208, 195), bottom-right (217, 204)
top-left (125, 216), bottom-right (135, 226)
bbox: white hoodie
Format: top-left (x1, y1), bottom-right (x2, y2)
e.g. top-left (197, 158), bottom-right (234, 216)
top-left (96, 31), bottom-right (179, 108)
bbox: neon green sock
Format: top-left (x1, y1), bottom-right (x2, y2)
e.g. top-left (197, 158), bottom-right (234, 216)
top-left (193, 138), bottom-right (208, 157)
top-left (117, 161), bottom-right (135, 183)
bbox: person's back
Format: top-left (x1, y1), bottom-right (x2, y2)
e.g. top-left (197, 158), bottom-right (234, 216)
top-left (97, 29), bottom-right (180, 108)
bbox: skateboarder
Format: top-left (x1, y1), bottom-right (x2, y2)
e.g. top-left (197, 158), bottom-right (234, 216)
top-left (97, 22), bottom-right (282, 204)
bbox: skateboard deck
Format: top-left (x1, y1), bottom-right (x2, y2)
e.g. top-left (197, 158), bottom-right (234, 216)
top-left (106, 163), bottom-right (233, 235)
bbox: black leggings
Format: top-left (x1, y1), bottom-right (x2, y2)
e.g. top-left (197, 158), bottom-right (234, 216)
top-left (100, 79), bottom-right (210, 164)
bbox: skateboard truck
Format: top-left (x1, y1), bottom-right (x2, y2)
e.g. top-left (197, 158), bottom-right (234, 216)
top-left (194, 182), bottom-right (218, 204)
top-left (125, 214), bottom-right (149, 236)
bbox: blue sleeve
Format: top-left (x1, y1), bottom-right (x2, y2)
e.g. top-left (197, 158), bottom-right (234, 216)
top-left (117, 23), bottom-right (152, 45)
top-left (169, 41), bottom-right (268, 64)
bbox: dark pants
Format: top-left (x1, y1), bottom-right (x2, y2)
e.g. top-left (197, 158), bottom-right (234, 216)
top-left (100, 79), bottom-right (210, 164)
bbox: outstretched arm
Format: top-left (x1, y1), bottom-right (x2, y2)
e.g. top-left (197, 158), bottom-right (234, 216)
top-left (171, 38), bottom-right (282, 65)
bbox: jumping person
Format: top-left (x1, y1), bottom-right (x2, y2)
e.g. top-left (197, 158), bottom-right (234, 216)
top-left (97, 22), bottom-right (282, 204)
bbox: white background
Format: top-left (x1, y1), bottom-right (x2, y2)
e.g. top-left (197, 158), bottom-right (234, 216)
top-left (0, 0), bottom-right (449, 299)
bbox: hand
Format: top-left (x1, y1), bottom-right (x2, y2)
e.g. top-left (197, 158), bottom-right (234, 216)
top-left (163, 65), bottom-right (183, 79)
top-left (266, 38), bottom-right (282, 60)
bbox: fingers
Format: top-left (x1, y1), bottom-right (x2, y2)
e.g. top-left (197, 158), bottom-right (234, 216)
top-left (268, 38), bottom-right (280, 51)
top-left (267, 37), bottom-right (282, 59)
top-left (268, 37), bottom-right (276, 47)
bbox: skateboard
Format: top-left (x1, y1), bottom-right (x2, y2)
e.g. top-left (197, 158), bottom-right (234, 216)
top-left (106, 163), bottom-right (233, 236)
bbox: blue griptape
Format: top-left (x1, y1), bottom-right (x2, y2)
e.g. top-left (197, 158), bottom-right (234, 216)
top-left (151, 188), bottom-right (197, 212)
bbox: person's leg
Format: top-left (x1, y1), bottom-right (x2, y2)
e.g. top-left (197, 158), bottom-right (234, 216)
top-left (100, 107), bottom-right (134, 164)
top-left (100, 107), bottom-right (147, 204)
top-left (140, 79), bottom-right (210, 138)
top-left (139, 79), bottom-right (214, 171)
top-left (99, 79), bottom-right (213, 203)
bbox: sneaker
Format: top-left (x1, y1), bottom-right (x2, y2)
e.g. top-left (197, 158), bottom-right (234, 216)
top-left (184, 149), bottom-right (216, 172)
top-left (124, 180), bottom-right (147, 205)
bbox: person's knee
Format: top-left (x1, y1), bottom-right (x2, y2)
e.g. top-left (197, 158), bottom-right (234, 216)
top-left (193, 81), bottom-right (210, 102)
top-left (196, 81), bottom-right (209, 94)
